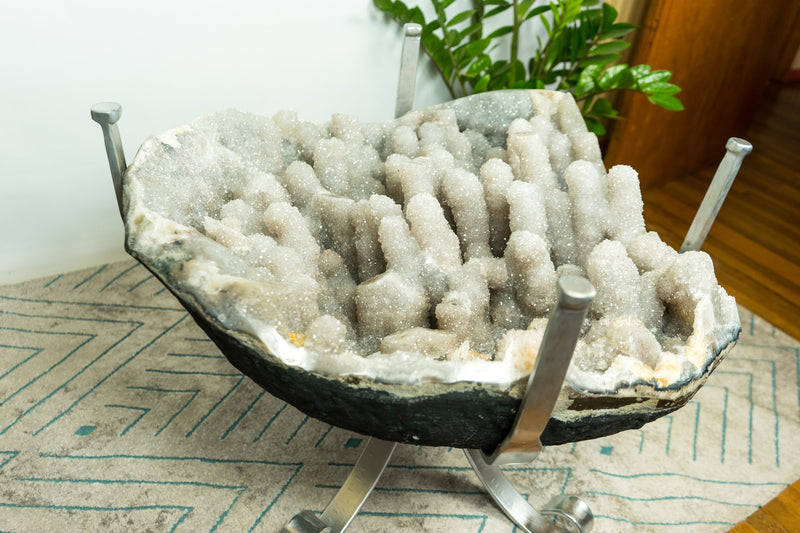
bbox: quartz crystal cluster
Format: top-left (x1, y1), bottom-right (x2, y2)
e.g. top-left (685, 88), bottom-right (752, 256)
top-left (125, 90), bottom-right (739, 392)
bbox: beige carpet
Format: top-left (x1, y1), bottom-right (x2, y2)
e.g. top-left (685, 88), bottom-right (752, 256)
top-left (1, 259), bottom-right (798, 532)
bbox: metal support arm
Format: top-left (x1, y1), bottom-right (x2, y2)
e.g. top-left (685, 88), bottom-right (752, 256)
top-left (680, 137), bottom-right (752, 252)
top-left (465, 276), bottom-right (595, 533)
top-left (280, 277), bottom-right (595, 533)
top-left (90, 102), bottom-right (127, 218)
top-left (281, 439), bottom-right (397, 533)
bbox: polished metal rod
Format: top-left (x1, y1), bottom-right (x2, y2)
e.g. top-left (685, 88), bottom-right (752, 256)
top-left (680, 137), bottom-right (752, 252)
top-left (90, 102), bottom-right (127, 218)
top-left (465, 451), bottom-right (594, 532)
top-left (394, 23), bottom-right (422, 119)
top-left (464, 275), bottom-right (596, 533)
top-left (280, 438), bottom-right (396, 533)
top-left (319, 438), bottom-right (396, 532)
top-left (482, 275), bottom-right (595, 466)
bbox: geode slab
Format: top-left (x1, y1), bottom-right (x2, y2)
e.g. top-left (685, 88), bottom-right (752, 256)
top-left (122, 90), bottom-right (740, 449)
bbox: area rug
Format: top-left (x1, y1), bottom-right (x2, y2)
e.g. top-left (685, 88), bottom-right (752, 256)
top-left (0, 260), bottom-right (798, 532)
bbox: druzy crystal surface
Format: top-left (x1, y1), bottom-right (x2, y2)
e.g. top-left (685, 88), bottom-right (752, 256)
top-left (124, 90), bottom-right (740, 394)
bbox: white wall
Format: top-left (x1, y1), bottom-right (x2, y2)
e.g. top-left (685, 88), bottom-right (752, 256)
top-left (0, 0), bottom-right (450, 284)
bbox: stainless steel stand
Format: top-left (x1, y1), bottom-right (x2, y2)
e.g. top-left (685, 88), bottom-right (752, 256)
top-left (91, 21), bottom-right (752, 533)
top-left (280, 275), bottom-right (596, 533)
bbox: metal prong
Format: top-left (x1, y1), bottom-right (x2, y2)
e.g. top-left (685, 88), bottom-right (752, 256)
top-left (464, 276), bottom-right (595, 533)
top-left (481, 275), bottom-right (595, 466)
top-left (91, 102), bottom-right (127, 218)
top-left (680, 137), bottom-right (752, 252)
top-left (280, 438), bottom-right (396, 533)
top-left (282, 511), bottom-right (332, 533)
top-left (394, 23), bottom-right (422, 119)
top-left (465, 449), bottom-right (593, 532)
top-left (541, 494), bottom-right (594, 533)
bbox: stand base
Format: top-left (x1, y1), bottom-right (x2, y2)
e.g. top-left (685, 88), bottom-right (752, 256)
top-left (280, 438), bottom-right (593, 533)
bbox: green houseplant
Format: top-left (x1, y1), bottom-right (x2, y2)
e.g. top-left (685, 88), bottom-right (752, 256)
top-left (374, 0), bottom-right (683, 135)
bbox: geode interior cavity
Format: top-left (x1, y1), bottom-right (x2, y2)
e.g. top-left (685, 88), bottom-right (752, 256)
top-left (122, 90), bottom-right (740, 449)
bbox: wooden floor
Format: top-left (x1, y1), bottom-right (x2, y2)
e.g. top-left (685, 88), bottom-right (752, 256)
top-left (640, 81), bottom-right (800, 532)
top-left (641, 81), bottom-right (800, 340)
top-left (729, 478), bottom-right (800, 533)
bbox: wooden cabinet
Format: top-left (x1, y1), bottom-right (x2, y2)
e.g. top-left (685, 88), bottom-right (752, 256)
top-left (604, 0), bottom-right (800, 189)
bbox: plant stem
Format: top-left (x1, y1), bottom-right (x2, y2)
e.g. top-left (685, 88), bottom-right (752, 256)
top-left (558, 33), bottom-right (600, 91)
top-left (440, 25), bottom-right (468, 97)
top-left (510, 0), bottom-right (520, 86)
top-left (574, 87), bottom-right (635, 103)
top-left (531, 5), bottom-right (556, 80)
top-left (421, 46), bottom-right (458, 99)
top-left (470, 0), bottom-right (484, 42)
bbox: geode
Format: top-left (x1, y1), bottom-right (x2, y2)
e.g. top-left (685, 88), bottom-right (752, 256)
top-left (122, 90), bottom-right (740, 449)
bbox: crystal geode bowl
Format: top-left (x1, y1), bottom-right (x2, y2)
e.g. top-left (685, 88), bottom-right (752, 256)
top-left (122, 90), bottom-right (740, 449)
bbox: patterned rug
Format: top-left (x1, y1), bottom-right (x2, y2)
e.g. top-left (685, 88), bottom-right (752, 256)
top-left (1, 259), bottom-right (798, 532)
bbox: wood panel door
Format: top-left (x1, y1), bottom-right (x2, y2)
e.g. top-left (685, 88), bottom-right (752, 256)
top-left (604, 0), bottom-right (800, 189)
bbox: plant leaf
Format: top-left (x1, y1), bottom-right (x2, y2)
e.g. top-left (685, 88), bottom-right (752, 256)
top-left (513, 59), bottom-right (526, 82)
top-left (588, 97), bottom-right (619, 118)
top-left (489, 60), bottom-right (510, 75)
top-left (599, 22), bottom-right (637, 40)
top-left (645, 81), bottom-right (681, 95)
top-left (540, 10), bottom-right (551, 34)
top-left (598, 64), bottom-right (628, 90)
top-left (447, 28), bottom-right (462, 46)
top-left (581, 6), bottom-right (604, 34)
top-left (575, 64), bottom-right (601, 97)
top-left (407, 6), bottom-right (425, 25)
top-left (454, 46), bottom-right (471, 69)
top-left (459, 23), bottom-right (482, 42)
top-left (568, 23), bottom-right (580, 63)
top-left (629, 64), bottom-right (651, 78)
top-left (517, 0), bottom-right (536, 18)
top-left (465, 54), bottom-right (493, 76)
top-left (484, 3), bottom-right (513, 18)
top-left (584, 116), bottom-right (607, 136)
top-left (421, 30), bottom-right (443, 56)
top-left (589, 40), bottom-right (630, 56)
top-left (524, 4), bottom-right (552, 21)
top-left (648, 93), bottom-right (684, 111)
top-left (473, 74), bottom-right (491, 93)
top-left (390, 1), bottom-right (409, 21)
top-left (486, 25), bottom-right (513, 39)
top-left (466, 36), bottom-right (492, 57)
top-left (638, 70), bottom-right (674, 87)
top-left (578, 53), bottom-right (621, 68)
top-left (615, 67), bottom-right (635, 89)
top-left (373, 0), bottom-right (393, 12)
top-left (423, 19), bottom-right (441, 33)
top-left (562, 0), bottom-right (583, 24)
top-left (447, 9), bottom-right (477, 27)
top-left (601, 2), bottom-right (618, 31)
top-left (432, 0), bottom-right (448, 27)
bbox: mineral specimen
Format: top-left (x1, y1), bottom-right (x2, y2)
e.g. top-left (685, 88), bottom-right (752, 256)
top-left (124, 90), bottom-right (739, 405)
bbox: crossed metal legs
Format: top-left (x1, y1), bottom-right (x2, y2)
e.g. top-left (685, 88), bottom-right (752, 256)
top-left (280, 276), bottom-right (596, 533)
top-left (281, 436), bottom-right (593, 533)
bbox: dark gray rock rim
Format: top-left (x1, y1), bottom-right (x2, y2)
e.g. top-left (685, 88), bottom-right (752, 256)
top-left (135, 257), bottom-right (722, 449)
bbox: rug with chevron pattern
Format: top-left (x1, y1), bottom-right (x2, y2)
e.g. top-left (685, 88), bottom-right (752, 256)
top-left (1, 259), bottom-right (798, 532)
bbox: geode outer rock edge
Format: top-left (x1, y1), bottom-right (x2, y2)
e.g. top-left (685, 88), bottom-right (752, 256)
top-left (130, 256), bottom-right (739, 449)
top-left (121, 89), bottom-right (741, 449)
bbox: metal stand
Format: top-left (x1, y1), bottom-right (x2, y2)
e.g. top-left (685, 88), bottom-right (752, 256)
top-left (680, 137), bottom-right (752, 252)
top-left (280, 276), bottom-right (595, 533)
top-left (91, 21), bottom-right (753, 533)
